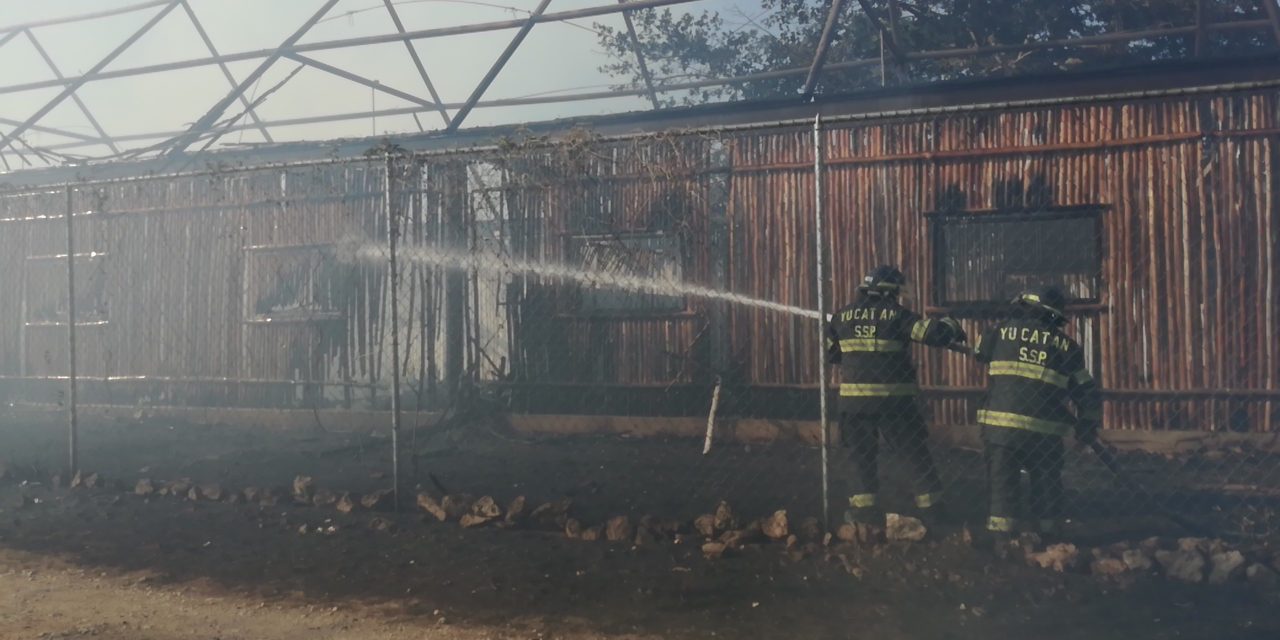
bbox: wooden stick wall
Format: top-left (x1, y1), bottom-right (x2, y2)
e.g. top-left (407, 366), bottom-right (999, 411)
top-left (0, 86), bottom-right (1274, 430)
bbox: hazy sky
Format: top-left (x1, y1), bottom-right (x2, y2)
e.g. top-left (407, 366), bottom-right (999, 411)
top-left (0, 0), bottom-right (754, 164)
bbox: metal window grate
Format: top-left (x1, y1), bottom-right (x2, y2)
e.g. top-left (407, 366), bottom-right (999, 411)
top-left (930, 207), bottom-right (1103, 308)
top-left (243, 244), bottom-right (347, 323)
top-left (24, 252), bottom-right (109, 327)
top-left (565, 232), bottom-right (685, 315)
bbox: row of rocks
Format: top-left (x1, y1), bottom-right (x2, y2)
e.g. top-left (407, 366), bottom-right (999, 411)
top-left (131, 475), bottom-right (402, 514)
top-left (123, 473), bottom-right (934, 560)
top-left (24, 468), bottom-right (1280, 590)
top-left (36, 470), bottom-right (107, 491)
top-left (135, 478), bottom-right (257, 505)
top-left (416, 492), bottom-right (527, 529)
top-left (410, 495), bottom-right (917, 559)
top-left (1019, 535), bottom-right (1280, 587)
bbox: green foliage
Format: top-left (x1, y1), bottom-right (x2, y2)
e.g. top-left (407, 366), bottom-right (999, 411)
top-left (597, 1), bottom-right (1273, 105)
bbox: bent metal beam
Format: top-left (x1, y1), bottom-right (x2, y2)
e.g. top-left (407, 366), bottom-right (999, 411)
top-left (0, 0), bottom-right (711, 98)
top-left (0, 0), bottom-right (182, 154)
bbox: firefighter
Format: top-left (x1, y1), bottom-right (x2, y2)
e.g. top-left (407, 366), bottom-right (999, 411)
top-left (826, 265), bottom-right (967, 527)
top-left (972, 286), bottom-right (1101, 544)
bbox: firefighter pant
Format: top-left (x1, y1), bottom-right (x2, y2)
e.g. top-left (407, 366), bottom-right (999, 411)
top-left (838, 399), bottom-right (943, 510)
top-left (982, 426), bottom-right (1064, 532)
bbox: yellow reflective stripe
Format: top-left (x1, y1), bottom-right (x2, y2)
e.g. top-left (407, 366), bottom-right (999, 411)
top-left (840, 383), bottom-right (919, 397)
top-left (988, 361), bottom-right (1070, 389)
top-left (1071, 368), bottom-right (1094, 386)
top-left (915, 492), bottom-right (942, 509)
top-left (839, 338), bottom-right (907, 352)
top-left (977, 410), bottom-right (1073, 437)
top-left (987, 516), bottom-right (1014, 532)
top-left (849, 494), bottom-right (877, 508)
top-left (910, 319), bottom-right (932, 342)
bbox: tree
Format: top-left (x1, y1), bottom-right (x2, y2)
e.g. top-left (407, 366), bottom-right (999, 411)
top-left (596, 1), bottom-right (1274, 106)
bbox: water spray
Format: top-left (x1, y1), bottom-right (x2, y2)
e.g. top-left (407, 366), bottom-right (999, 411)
top-left (341, 240), bottom-right (825, 321)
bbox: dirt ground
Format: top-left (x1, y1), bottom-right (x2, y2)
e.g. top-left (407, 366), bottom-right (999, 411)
top-left (2, 410), bottom-right (1280, 639)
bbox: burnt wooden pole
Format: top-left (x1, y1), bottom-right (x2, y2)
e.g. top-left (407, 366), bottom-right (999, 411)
top-left (443, 164), bottom-right (466, 402)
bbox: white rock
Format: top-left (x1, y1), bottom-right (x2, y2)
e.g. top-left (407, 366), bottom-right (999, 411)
top-left (1027, 544), bottom-right (1080, 573)
top-left (1155, 549), bottom-right (1206, 584)
top-left (1246, 563), bottom-right (1277, 588)
top-left (1122, 549), bottom-right (1153, 572)
top-left (762, 510), bottom-right (789, 540)
top-left (1091, 557), bottom-right (1127, 577)
top-left (885, 513), bottom-right (927, 542)
top-left (1208, 550), bottom-right (1246, 585)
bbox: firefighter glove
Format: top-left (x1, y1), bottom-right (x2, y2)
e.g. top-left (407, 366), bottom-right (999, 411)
top-left (1076, 419), bottom-right (1100, 444)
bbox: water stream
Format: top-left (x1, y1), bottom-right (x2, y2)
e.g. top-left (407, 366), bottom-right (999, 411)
top-left (347, 243), bottom-right (823, 320)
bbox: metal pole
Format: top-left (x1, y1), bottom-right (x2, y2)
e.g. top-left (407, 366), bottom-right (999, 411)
top-left (1265, 0), bottom-right (1280, 45)
top-left (164, 0), bottom-right (340, 156)
top-left (385, 151), bottom-right (404, 511)
top-left (179, 0), bottom-right (274, 143)
top-left (618, 0), bottom-right (662, 109)
top-left (813, 115), bottom-right (830, 526)
top-left (1194, 0), bottom-right (1207, 57)
top-left (802, 0), bottom-right (848, 100)
top-left (0, 0), bottom-right (181, 154)
top-left (446, 0), bottom-right (553, 133)
top-left (64, 185), bottom-right (79, 475)
top-left (381, 0), bottom-right (451, 127)
top-left (879, 30), bottom-right (887, 87)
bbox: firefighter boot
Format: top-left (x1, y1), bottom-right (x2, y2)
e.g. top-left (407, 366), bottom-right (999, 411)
top-left (914, 492), bottom-right (946, 531)
top-left (1037, 518), bottom-right (1063, 543)
top-left (990, 531), bottom-right (1016, 559)
top-left (843, 491), bottom-right (884, 527)
top-left (844, 506), bottom-right (885, 527)
top-left (987, 516), bottom-right (1016, 558)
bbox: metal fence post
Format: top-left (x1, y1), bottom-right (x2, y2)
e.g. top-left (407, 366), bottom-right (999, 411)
top-left (813, 115), bottom-right (830, 526)
top-left (385, 151), bottom-right (404, 510)
top-left (64, 184), bottom-right (79, 475)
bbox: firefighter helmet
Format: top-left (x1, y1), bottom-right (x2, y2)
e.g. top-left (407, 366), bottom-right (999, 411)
top-left (858, 265), bottom-right (906, 297)
top-left (1014, 285), bottom-right (1068, 325)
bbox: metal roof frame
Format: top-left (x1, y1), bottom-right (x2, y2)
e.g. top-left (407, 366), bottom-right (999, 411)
top-left (0, 0), bottom-right (182, 156)
top-left (3, 54), bottom-right (1279, 187)
top-left (0, 0), bottom-right (1278, 170)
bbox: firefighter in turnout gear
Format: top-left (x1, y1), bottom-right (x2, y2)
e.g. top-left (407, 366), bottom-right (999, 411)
top-left (825, 265), bottom-right (967, 526)
top-left (973, 286), bottom-right (1102, 541)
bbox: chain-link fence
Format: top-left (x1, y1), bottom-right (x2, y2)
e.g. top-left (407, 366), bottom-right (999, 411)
top-left (0, 85), bottom-right (1278, 551)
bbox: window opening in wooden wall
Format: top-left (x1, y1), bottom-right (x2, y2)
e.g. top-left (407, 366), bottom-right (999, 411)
top-left (565, 231), bottom-right (685, 315)
top-left (24, 252), bottom-right (110, 327)
top-left (929, 206), bottom-right (1103, 310)
top-left (243, 244), bottom-right (346, 323)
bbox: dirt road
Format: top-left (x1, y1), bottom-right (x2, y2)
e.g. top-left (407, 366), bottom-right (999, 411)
top-left (0, 547), bottom-right (667, 640)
